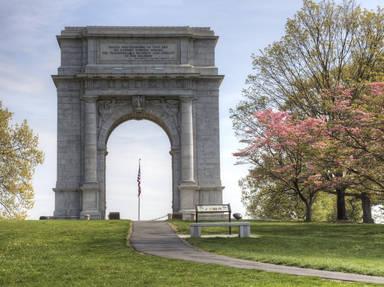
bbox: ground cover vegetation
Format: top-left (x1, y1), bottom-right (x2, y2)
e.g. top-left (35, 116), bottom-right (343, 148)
top-left (0, 220), bottom-right (376, 287)
top-left (171, 220), bottom-right (384, 277)
top-left (231, 0), bottom-right (384, 223)
top-left (0, 102), bottom-right (43, 219)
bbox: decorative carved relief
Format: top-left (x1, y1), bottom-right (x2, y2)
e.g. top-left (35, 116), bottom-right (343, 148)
top-left (132, 96), bottom-right (145, 112)
top-left (147, 98), bottom-right (180, 134)
top-left (97, 99), bottom-right (130, 128)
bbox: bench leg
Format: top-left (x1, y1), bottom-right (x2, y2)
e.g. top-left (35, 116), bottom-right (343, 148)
top-left (190, 226), bottom-right (201, 238)
top-left (239, 225), bottom-right (250, 238)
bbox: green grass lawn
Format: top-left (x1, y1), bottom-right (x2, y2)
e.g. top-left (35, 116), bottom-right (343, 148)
top-left (171, 220), bottom-right (384, 277)
top-left (0, 221), bottom-right (379, 286)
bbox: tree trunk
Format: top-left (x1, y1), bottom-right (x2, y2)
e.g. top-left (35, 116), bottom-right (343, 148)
top-left (336, 187), bottom-right (347, 221)
top-left (304, 203), bottom-right (312, 222)
top-left (361, 192), bottom-right (374, 224)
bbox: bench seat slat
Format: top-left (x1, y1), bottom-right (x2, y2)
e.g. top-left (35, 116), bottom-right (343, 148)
top-left (190, 222), bottom-right (251, 238)
top-left (190, 222), bottom-right (250, 227)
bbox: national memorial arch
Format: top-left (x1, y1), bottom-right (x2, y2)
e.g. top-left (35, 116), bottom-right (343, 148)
top-left (52, 26), bottom-right (224, 219)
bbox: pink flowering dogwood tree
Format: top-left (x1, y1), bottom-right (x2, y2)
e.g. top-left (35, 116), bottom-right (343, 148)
top-left (235, 83), bottom-right (384, 223)
top-left (325, 82), bottom-right (384, 222)
top-left (234, 109), bottom-right (329, 221)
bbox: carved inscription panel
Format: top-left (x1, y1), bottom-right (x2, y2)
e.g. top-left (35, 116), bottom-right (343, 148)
top-left (97, 39), bottom-right (179, 64)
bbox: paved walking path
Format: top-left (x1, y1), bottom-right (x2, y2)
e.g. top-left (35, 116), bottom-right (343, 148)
top-left (130, 221), bottom-right (384, 285)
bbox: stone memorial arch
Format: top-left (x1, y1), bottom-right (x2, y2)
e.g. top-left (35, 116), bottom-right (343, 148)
top-left (52, 26), bottom-right (224, 219)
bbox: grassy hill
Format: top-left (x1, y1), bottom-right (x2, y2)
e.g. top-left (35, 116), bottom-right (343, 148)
top-left (0, 220), bottom-right (381, 286)
top-left (172, 220), bottom-right (384, 277)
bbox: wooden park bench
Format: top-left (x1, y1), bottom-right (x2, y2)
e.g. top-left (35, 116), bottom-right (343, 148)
top-left (190, 204), bottom-right (251, 238)
top-left (190, 221), bottom-right (251, 238)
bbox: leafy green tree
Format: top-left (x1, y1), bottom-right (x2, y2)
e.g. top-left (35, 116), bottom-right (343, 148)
top-left (0, 102), bottom-right (44, 219)
top-left (311, 192), bottom-right (335, 222)
top-left (232, 0), bottom-right (384, 220)
top-left (240, 176), bottom-right (306, 221)
top-left (241, 173), bottom-right (337, 222)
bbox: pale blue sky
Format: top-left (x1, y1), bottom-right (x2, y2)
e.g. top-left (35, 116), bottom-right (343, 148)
top-left (0, 0), bottom-right (382, 219)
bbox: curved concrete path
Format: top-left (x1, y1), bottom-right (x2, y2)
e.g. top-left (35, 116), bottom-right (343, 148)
top-left (130, 221), bottom-right (384, 285)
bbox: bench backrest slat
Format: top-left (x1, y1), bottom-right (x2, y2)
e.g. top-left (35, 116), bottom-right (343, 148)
top-left (195, 204), bottom-right (231, 223)
top-left (196, 204), bottom-right (230, 213)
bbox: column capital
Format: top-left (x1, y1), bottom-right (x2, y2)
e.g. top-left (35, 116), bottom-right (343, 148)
top-left (179, 96), bottom-right (194, 103)
top-left (98, 148), bottom-right (108, 156)
top-left (81, 96), bottom-right (97, 103)
top-left (169, 146), bottom-right (180, 156)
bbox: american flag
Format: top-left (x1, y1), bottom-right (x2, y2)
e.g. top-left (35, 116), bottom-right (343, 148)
top-left (137, 159), bottom-right (141, 197)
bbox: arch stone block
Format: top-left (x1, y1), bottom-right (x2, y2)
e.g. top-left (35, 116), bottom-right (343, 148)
top-left (52, 26), bottom-right (224, 220)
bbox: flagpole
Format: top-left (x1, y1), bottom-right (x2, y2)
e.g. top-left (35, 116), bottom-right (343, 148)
top-left (138, 195), bottom-right (140, 221)
top-left (137, 158), bottom-right (141, 221)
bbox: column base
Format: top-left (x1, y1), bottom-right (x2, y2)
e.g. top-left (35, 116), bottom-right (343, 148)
top-left (178, 182), bottom-right (198, 221)
top-left (80, 182), bottom-right (100, 219)
top-left (179, 182), bottom-right (198, 209)
top-left (170, 211), bottom-right (196, 221)
top-left (80, 182), bottom-right (99, 191)
top-left (80, 210), bottom-right (102, 220)
top-left (53, 188), bottom-right (81, 219)
top-left (180, 209), bottom-right (196, 221)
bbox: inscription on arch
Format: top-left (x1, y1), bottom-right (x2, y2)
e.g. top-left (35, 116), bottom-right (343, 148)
top-left (97, 39), bottom-right (180, 64)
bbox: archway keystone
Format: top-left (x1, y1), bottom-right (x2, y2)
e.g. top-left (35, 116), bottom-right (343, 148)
top-left (52, 26), bottom-right (224, 219)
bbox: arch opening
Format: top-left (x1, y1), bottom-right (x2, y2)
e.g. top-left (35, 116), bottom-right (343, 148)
top-left (105, 119), bottom-right (172, 220)
top-left (102, 111), bottom-right (176, 151)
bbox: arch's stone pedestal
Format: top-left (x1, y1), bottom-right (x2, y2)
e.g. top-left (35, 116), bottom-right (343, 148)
top-left (52, 26), bottom-right (224, 219)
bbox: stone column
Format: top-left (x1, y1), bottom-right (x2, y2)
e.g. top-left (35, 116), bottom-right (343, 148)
top-left (180, 97), bottom-right (195, 183)
top-left (80, 98), bottom-right (101, 219)
top-left (170, 147), bottom-right (180, 214)
top-left (97, 148), bottom-right (108, 219)
top-left (179, 97), bottom-right (198, 220)
top-left (84, 98), bottom-right (98, 183)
